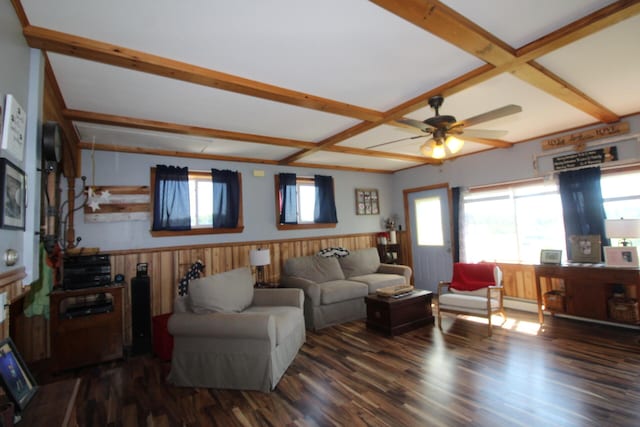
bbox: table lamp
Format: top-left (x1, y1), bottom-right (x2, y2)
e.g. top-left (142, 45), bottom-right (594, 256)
top-left (605, 218), bottom-right (640, 246)
top-left (250, 248), bottom-right (271, 287)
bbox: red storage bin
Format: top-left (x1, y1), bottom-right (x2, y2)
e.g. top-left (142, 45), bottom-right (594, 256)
top-left (152, 313), bottom-right (174, 361)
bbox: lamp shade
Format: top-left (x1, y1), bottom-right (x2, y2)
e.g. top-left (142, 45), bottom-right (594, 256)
top-left (250, 248), bottom-right (271, 266)
top-left (605, 219), bottom-right (640, 239)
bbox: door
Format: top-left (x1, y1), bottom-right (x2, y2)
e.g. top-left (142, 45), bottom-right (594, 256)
top-left (407, 186), bottom-right (453, 292)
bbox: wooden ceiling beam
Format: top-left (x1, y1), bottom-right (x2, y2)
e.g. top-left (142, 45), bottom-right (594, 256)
top-left (370, 0), bottom-right (625, 122)
top-left (23, 25), bottom-right (384, 123)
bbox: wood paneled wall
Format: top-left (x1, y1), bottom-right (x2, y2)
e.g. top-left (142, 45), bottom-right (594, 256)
top-left (13, 233), bottom-right (542, 364)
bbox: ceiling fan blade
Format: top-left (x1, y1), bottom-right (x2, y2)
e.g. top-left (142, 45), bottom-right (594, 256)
top-left (460, 128), bottom-right (508, 139)
top-left (396, 118), bottom-right (434, 133)
top-left (366, 135), bottom-right (425, 150)
top-left (458, 104), bottom-right (522, 128)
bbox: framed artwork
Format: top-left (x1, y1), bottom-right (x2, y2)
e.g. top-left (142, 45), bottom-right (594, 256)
top-left (355, 188), bottom-right (379, 215)
top-left (0, 337), bottom-right (38, 411)
top-left (604, 246), bottom-right (639, 268)
top-left (540, 249), bottom-right (562, 265)
top-left (569, 234), bottom-right (601, 263)
top-left (0, 94), bottom-right (26, 162)
top-left (0, 157), bottom-right (26, 230)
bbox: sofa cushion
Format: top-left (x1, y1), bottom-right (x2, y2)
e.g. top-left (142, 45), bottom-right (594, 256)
top-left (244, 306), bottom-right (303, 345)
top-left (349, 273), bottom-right (405, 293)
top-left (320, 280), bottom-right (368, 304)
top-left (450, 262), bottom-right (497, 291)
top-left (439, 293), bottom-right (501, 311)
top-left (284, 255), bottom-right (345, 283)
top-left (338, 248), bottom-right (380, 278)
top-left (189, 267), bottom-right (254, 314)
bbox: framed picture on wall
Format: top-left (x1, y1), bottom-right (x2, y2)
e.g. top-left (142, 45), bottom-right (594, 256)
top-left (604, 246), bottom-right (639, 268)
top-left (569, 234), bottom-right (601, 263)
top-left (355, 188), bottom-right (379, 215)
top-left (0, 157), bottom-right (26, 230)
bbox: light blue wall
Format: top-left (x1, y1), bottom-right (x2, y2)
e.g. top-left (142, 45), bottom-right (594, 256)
top-left (72, 151), bottom-right (395, 251)
top-left (391, 114), bottom-right (640, 230)
top-left (0, 3), bottom-right (43, 281)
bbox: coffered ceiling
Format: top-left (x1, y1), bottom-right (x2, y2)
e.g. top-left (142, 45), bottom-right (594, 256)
top-left (13, 0), bottom-right (640, 174)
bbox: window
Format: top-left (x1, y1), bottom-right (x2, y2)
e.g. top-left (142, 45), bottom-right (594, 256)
top-left (150, 167), bottom-right (243, 236)
top-left (462, 181), bottom-right (566, 264)
top-left (275, 173), bottom-right (337, 230)
top-left (602, 168), bottom-right (640, 246)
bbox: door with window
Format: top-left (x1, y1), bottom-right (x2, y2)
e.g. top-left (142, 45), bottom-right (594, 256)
top-left (407, 186), bottom-right (453, 292)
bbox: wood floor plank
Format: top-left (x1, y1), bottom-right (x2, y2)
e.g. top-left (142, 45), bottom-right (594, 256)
top-left (36, 309), bottom-right (640, 426)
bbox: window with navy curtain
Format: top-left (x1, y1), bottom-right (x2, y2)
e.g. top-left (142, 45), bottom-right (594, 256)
top-left (211, 169), bottom-right (240, 228)
top-left (314, 175), bottom-right (338, 223)
top-left (152, 165), bottom-right (191, 231)
top-left (279, 173), bottom-right (298, 224)
top-left (558, 167), bottom-right (607, 260)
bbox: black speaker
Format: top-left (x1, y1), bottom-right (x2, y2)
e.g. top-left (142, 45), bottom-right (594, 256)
top-left (130, 275), bottom-right (152, 355)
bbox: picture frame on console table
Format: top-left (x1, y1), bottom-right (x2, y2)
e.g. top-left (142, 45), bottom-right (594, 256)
top-left (540, 249), bottom-right (562, 265)
top-left (604, 246), bottom-right (639, 268)
top-left (569, 234), bottom-right (601, 263)
top-left (0, 337), bottom-right (38, 412)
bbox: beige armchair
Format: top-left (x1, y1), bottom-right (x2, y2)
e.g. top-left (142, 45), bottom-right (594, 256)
top-left (437, 262), bottom-right (506, 336)
top-left (167, 267), bottom-right (305, 392)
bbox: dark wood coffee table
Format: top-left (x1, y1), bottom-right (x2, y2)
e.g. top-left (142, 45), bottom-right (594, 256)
top-left (365, 290), bottom-right (434, 336)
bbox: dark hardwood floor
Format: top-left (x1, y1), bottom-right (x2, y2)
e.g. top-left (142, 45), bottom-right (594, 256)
top-left (39, 309), bottom-right (640, 427)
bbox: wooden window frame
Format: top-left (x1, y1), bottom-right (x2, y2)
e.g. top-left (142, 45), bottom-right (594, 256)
top-left (274, 175), bottom-right (337, 231)
top-left (149, 168), bottom-right (244, 237)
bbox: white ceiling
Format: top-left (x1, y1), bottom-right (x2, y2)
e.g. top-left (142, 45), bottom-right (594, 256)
top-left (17, 0), bottom-right (640, 173)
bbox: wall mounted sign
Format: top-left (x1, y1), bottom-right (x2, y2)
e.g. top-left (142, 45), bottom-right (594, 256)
top-left (0, 94), bottom-right (26, 162)
top-left (84, 185), bottom-right (150, 223)
top-left (355, 188), bottom-right (379, 215)
top-left (553, 147), bottom-right (618, 171)
top-left (541, 122), bottom-right (629, 151)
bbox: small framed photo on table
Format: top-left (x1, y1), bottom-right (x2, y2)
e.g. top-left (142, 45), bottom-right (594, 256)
top-left (540, 249), bottom-right (562, 265)
top-left (604, 246), bottom-right (639, 268)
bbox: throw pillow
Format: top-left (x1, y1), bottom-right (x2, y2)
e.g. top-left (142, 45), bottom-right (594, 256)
top-left (338, 247), bottom-right (380, 278)
top-left (188, 266), bottom-right (254, 313)
top-left (284, 255), bottom-right (345, 283)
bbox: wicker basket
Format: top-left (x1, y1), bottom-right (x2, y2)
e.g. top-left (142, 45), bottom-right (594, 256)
top-left (608, 298), bottom-right (640, 324)
top-left (543, 290), bottom-right (565, 313)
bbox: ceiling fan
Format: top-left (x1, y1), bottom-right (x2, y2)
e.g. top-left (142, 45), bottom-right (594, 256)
top-left (369, 95), bottom-right (522, 159)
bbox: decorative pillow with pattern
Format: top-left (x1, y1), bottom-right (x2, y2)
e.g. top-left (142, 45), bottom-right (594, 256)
top-left (318, 247), bottom-right (350, 258)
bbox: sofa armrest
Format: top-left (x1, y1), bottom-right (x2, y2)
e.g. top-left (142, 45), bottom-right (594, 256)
top-left (438, 280), bottom-right (451, 295)
top-left (168, 312), bottom-right (275, 343)
top-left (252, 288), bottom-right (304, 309)
top-left (378, 263), bottom-right (412, 283)
top-left (279, 276), bottom-right (321, 306)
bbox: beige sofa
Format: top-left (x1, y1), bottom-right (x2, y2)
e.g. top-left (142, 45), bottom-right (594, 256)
top-left (167, 267), bottom-right (305, 392)
top-left (280, 247), bottom-right (412, 330)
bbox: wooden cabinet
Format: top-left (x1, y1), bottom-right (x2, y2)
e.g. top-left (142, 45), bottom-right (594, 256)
top-left (50, 285), bottom-right (124, 371)
top-left (534, 264), bottom-right (639, 326)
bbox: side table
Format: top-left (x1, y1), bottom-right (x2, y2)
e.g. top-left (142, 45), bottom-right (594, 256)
top-left (365, 290), bottom-right (434, 336)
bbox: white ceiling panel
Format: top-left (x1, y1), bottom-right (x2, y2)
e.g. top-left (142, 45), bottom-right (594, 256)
top-left (302, 151), bottom-right (421, 171)
top-left (441, 0), bottom-right (617, 48)
top-left (537, 14), bottom-right (640, 116)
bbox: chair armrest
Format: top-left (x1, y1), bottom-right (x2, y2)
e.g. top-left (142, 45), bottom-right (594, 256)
top-left (438, 281), bottom-right (451, 295)
top-left (168, 312), bottom-right (275, 342)
top-left (279, 276), bottom-right (321, 306)
top-left (252, 288), bottom-right (304, 309)
top-left (378, 263), bottom-right (412, 283)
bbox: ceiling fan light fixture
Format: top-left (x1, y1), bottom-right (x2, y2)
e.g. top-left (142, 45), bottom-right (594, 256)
top-left (445, 135), bottom-right (463, 154)
top-left (431, 141), bottom-right (446, 159)
top-left (420, 141), bottom-right (433, 157)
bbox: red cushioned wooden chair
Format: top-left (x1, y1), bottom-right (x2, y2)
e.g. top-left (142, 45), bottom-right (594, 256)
top-left (437, 262), bottom-right (506, 336)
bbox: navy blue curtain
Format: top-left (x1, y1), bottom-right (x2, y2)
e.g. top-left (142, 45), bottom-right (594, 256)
top-left (558, 167), bottom-right (607, 260)
top-left (211, 169), bottom-right (240, 228)
top-left (279, 173), bottom-right (298, 224)
top-left (451, 187), bottom-right (461, 263)
top-left (314, 175), bottom-right (338, 223)
top-left (152, 165), bottom-right (191, 231)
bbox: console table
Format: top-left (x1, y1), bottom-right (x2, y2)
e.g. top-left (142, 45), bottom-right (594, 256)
top-left (534, 264), bottom-right (640, 325)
